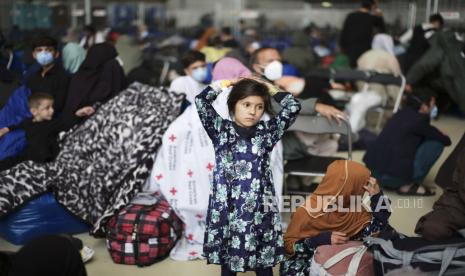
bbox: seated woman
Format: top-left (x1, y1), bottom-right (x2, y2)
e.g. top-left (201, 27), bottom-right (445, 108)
top-left (280, 160), bottom-right (391, 276)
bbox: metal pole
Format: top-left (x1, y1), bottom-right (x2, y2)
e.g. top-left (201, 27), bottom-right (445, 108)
top-left (138, 2), bottom-right (145, 25)
top-left (84, 0), bottom-right (91, 25)
top-left (408, 1), bottom-right (417, 29)
top-left (71, 2), bottom-right (77, 28)
top-left (433, 0), bottom-right (439, 13)
top-left (425, 0), bottom-right (431, 21)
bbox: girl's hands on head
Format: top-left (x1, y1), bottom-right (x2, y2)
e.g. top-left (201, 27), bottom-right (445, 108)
top-left (331, 231), bottom-right (348, 245)
top-left (247, 76), bottom-right (281, 96)
top-left (364, 177), bottom-right (381, 196)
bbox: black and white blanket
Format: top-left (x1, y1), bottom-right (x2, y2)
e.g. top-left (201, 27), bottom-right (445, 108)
top-left (0, 83), bottom-right (184, 235)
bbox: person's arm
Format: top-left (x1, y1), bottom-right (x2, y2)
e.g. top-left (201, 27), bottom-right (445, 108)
top-left (399, 28), bottom-right (414, 45)
top-left (413, 123), bottom-right (452, 146)
top-left (194, 81), bottom-right (228, 142)
top-left (360, 179), bottom-right (391, 237)
top-left (290, 232), bottom-right (331, 258)
top-left (264, 91), bottom-right (301, 148)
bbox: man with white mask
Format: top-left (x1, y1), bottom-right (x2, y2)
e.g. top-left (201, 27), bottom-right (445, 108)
top-left (250, 47), bottom-right (346, 191)
top-left (250, 47), bottom-right (346, 122)
top-left (170, 50), bottom-right (208, 104)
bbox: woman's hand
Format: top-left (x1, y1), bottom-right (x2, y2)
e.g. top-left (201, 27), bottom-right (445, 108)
top-left (75, 106), bottom-right (95, 117)
top-left (331, 231), bottom-right (348, 245)
top-left (364, 177), bottom-right (381, 196)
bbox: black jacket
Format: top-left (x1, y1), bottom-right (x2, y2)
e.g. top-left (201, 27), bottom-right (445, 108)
top-left (363, 107), bottom-right (451, 180)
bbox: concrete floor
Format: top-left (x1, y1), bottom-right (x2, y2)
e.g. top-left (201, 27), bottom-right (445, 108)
top-left (1, 115), bottom-right (464, 276)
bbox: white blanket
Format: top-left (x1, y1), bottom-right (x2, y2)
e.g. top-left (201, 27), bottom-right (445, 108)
top-left (143, 89), bottom-right (284, 261)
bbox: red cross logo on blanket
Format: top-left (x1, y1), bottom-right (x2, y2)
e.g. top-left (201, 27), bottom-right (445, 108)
top-left (155, 174), bottom-right (163, 180)
top-left (169, 134), bottom-right (177, 142)
top-left (169, 187), bottom-right (178, 196)
top-left (206, 163), bottom-right (214, 171)
top-left (187, 170), bottom-right (193, 178)
top-left (189, 251), bottom-right (198, 256)
top-left (187, 234), bottom-right (194, 241)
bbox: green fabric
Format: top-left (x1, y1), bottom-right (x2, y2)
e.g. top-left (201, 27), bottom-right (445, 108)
top-left (115, 35), bottom-right (143, 74)
top-left (329, 53), bottom-right (351, 70)
top-left (62, 43), bottom-right (86, 74)
top-left (407, 31), bottom-right (465, 113)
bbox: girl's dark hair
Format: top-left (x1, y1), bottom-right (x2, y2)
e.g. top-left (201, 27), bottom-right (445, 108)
top-left (227, 79), bottom-right (273, 116)
top-left (406, 89), bottom-right (434, 110)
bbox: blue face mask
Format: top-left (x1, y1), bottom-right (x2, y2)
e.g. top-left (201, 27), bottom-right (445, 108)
top-left (36, 51), bottom-right (55, 66)
top-left (430, 105), bottom-right (438, 119)
top-left (191, 67), bottom-right (208, 83)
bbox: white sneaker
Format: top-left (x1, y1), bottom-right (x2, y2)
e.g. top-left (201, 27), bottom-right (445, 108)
top-left (80, 245), bottom-right (95, 263)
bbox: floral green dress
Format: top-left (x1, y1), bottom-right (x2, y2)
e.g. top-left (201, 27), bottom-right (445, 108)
top-left (195, 85), bottom-right (301, 272)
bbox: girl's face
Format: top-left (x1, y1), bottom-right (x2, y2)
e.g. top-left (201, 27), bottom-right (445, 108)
top-left (234, 95), bottom-right (265, 128)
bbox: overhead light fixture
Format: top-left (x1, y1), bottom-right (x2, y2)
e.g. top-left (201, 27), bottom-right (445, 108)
top-left (321, 1), bottom-right (333, 8)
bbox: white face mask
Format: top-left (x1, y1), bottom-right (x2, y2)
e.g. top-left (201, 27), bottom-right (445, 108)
top-left (263, 60), bottom-right (283, 81)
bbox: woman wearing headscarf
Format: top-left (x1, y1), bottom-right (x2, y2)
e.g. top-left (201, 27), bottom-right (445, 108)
top-left (114, 35), bottom-right (143, 74)
top-left (62, 28), bottom-right (87, 74)
top-left (61, 43), bottom-right (127, 130)
top-left (280, 160), bottom-right (391, 276)
top-left (212, 57), bottom-right (251, 81)
top-left (346, 31), bottom-right (402, 134)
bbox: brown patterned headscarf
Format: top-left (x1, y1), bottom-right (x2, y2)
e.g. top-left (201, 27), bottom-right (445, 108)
top-left (284, 160), bottom-right (373, 255)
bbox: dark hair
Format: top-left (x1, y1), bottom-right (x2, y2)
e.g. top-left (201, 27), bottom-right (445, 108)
top-left (406, 89), bottom-right (434, 111)
top-left (29, 92), bottom-right (54, 109)
top-left (249, 47), bottom-right (276, 68)
top-left (227, 79), bottom-right (273, 116)
top-left (181, 50), bottom-right (205, 69)
top-left (429, 13), bottom-right (444, 27)
top-left (221, 26), bottom-right (232, 35)
top-left (32, 36), bottom-right (58, 51)
top-left (361, 0), bottom-right (375, 9)
top-left (84, 25), bottom-right (96, 34)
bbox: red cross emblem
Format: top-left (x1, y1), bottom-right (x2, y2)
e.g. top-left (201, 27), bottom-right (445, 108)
top-left (169, 187), bottom-right (177, 196)
top-left (189, 251), bottom-right (198, 256)
top-left (155, 174), bottom-right (163, 180)
top-left (187, 234), bottom-right (194, 241)
top-left (169, 134), bottom-right (177, 142)
top-left (187, 169), bottom-right (193, 177)
top-left (206, 163), bottom-right (214, 171)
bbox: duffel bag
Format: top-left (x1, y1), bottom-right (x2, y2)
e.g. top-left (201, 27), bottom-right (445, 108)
top-left (365, 236), bottom-right (465, 276)
top-left (310, 241), bottom-right (374, 276)
top-left (106, 198), bottom-right (183, 266)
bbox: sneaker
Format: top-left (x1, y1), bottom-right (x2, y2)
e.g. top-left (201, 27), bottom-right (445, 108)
top-left (80, 245), bottom-right (95, 263)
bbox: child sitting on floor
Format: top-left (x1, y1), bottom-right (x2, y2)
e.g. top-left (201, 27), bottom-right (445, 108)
top-left (0, 92), bottom-right (94, 171)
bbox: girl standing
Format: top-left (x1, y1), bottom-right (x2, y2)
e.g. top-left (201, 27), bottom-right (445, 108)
top-left (195, 78), bottom-right (301, 275)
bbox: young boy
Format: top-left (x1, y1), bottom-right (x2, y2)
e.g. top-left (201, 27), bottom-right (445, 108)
top-left (363, 89), bottom-right (451, 195)
top-left (169, 50), bottom-right (208, 104)
top-left (0, 93), bottom-right (93, 171)
top-left (26, 36), bottom-right (70, 115)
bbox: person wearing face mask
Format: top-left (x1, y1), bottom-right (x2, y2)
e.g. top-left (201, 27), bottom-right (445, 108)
top-left (363, 89), bottom-right (451, 196)
top-left (169, 50), bottom-right (208, 104)
top-left (250, 47), bottom-right (347, 191)
top-left (26, 36), bottom-right (70, 116)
